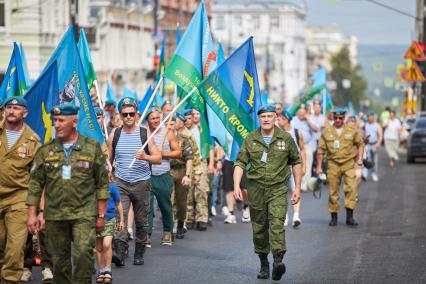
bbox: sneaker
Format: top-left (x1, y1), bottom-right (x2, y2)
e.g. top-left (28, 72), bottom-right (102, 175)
top-left (162, 232), bottom-right (173, 246)
top-left (211, 206), bottom-right (217, 216)
top-left (221, 206), bottom-right (230, 216)
top-left (224, 214), bottom-right (237, 224)
top-left (284, 213), bottom-right (288, 227)
top-left (146, 237), bottom-right (152, 248)
top-left (292, 215), bottom-right (301, 228)
top-left (42, 267), bottom-right (53, 282)
top-left (242, 208), bottom-right (251, 223)
top-left (128, 228), bottom-right (134, 240)
top-left (372, 174), bottom-right (379, 182)
top-left (20, 268), bottom-right (32, 282)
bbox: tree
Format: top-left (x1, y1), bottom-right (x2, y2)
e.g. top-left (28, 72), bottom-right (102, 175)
top-left (329, 46), bottom-right (368, 109)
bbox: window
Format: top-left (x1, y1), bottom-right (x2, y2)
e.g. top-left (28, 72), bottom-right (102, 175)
top-left (234, 15), bottom-right (242, 26)
top-left (216, 15), bottom-right (225, 30)
top-left (252, 15), bottom-right (260, 30)
top-left (0, 0), bottom-right (5, 27)
top-left (270, 15), bottom-right (279, 30)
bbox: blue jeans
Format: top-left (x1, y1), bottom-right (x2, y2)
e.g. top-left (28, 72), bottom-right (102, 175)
top-left (362, 144), bottom-right (379, 177)
top-left (210, 174), bottom-right (220, 207)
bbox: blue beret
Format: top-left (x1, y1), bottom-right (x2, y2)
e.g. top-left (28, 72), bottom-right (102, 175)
top-left (366, 111), bottom-right (375, 117)
top-left (105, 99), bottom-right (116, 106)
top-left (332, 107), bottom-right (346, 116)
top-left (51, 103), bottom-right (79, 116)
top-left (146, 107), bottom-right (160, 118)
top-left (257, 104), bottom-right (276, 115)
top-left (161, 100), bottom-right (172, 110)
top-left (3, 96), bottom-right (27, 108)
top-left (281, 110), bottom-right (293, 121)
top-left (183, 109), bottom-right (193, 116)
top-left (175, 112), bottom-right (187, 122)
top-left (94, 107), bottom-right (103, 116)
top-left (118, 97), bottom-right (138, 112)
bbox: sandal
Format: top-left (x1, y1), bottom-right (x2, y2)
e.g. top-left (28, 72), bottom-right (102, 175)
top-left (95, 272), bottom-right (105, 283)
top-left (103, 270), bottom-right (112, 283)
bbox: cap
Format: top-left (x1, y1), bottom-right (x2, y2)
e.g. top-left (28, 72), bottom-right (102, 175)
top-left (332, 107), bottom-right (346, 116)
top-left (257, 104), bottom-right (276, 115)
top-left (183, 109), bottom-right (193, 116)
top-left (51, 103), bottom-right (79, 116)
top-left (281, 110), bottom-right (293, 121)
top-left (161, 100), bottom-right (172, 110)
top-left (94, 107), bottom-right (103, 116)
top-left (118, 97), bottom-right (138, 112)
top-left (175, 112), bottom-right (187, 122)
top-left (3, 96), bottom-right (27, 109)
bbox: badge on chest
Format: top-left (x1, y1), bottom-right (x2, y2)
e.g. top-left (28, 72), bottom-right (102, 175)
top-left (333, 140), bottom-right (340, 149)
top-left (62, 165), bottom-right (72, 180)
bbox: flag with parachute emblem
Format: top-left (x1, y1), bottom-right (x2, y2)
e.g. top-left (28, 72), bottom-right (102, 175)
top-left (19, 43), bottom-right (31, 87)
top-left (27, 26), bottom-right (104, 145)
top-left (24, 62), bottom-right (60, 144)
top-left (197, 37), bottom-right (262, 160)
top-left (0, 43), bottom-right (30, 100)
top-left (164, 0), bottom-right (219, 158)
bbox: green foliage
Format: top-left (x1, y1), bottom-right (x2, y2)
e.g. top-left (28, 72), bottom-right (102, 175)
top-left (329, 46), bottom-right (368, 109)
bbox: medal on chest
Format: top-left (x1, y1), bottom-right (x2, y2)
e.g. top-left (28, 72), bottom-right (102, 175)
top-left (277, 140), bottom-right (286, 150)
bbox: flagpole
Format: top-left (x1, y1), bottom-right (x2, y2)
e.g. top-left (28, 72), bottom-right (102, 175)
top-left (93, 79), bottom-right (109, 139)
top-left (137, 76), bottom-right (164, 126)
top-left (129, 86), bottom-right (196, 168)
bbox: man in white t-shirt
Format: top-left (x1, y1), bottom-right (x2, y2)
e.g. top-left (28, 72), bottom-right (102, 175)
top-left (384, 111), bottom-right (402, 167)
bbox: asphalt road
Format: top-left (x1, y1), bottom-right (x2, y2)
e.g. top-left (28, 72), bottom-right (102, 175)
top-left (29, 150), bottom-right (426, 283)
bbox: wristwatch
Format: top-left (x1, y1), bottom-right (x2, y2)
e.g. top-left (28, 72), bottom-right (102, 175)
top-left (97, 214), bottom-right (105, 219)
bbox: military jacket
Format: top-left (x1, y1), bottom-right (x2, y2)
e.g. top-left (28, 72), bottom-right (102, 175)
top-left (317, 124), bottom-right (364, 164)
top-left (172, 128), bottom-right (202, 175)
top-left (235, 126), bottom-right (301, 186)
top-left (27, 135), bottom-right (110, 221)
top-left (0, 123), bottom-right (41, 206)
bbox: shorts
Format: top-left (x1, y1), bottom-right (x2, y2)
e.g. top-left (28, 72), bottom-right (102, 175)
top-left (223, 160), bottom-right (248, 192)
top-left (96, 218), bottom-right (116, 238)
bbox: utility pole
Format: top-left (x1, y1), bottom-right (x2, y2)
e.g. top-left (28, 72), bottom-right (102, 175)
top-left (70, 0), bottom-right (79, 42)
top-left (416, 0), bottom-right (426, 111)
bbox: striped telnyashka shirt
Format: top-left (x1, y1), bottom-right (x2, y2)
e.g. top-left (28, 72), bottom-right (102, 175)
top-left (115, 128), bottom-right (151, 182)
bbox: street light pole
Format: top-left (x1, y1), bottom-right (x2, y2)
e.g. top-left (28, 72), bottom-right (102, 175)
top-left (70, 0), bottom-right (79, 42)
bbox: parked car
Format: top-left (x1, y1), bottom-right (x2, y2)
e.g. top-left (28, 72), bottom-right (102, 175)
top-left (407, 116), bottom-right (426, 163)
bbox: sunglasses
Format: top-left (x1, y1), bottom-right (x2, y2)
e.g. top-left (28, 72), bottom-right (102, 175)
top-left (333, 116), bottom-right (344, 121)
top-left (121, 112), bottom-right (136, 118)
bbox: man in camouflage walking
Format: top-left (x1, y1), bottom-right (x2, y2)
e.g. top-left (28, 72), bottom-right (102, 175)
top-left (27, 103), bottom-right (110, 284)
top-left (234, 104), bottom-right (302, 281)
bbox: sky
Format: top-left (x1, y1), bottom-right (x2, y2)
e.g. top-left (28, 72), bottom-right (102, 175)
top-left (304, 0), bottom-right (417, 45)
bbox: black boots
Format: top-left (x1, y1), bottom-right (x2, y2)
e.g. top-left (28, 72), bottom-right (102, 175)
top-left (257, 253), bottom-right (270, 279)
top-left (329, 212), bottom-right (338, 226)
top-left (133, 242), bottom-right (145, 265)
top-left (112, 239), bottom-right (126, 266)
top-left (176, 221), bottom-right (186, 239)
top-left (272, 252), bottom-right (286, 281)
top-left (346, 208), bottom-right (358, 227)
top-left (196, 222), bottom-right (207, 231)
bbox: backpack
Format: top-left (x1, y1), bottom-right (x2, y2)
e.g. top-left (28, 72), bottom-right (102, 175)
top-left (111, 127), bottom-right (150, 163)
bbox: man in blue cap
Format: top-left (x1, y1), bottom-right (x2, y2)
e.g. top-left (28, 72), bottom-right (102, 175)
top-left (234, 104), bottom-right (302, 281)
top-left (26, 102), bottom-right (110, 284)
top-left (0, 96), bottom-right (41, 283)
top-left (317, 107), bottom-right (365, 227)
top-left (107, 96), bottom-right (161, 266)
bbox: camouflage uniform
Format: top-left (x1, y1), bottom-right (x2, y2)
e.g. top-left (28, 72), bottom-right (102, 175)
top-left (317, 125), bottom-right (364, 212)
top-left (235, 126), bottom-right (301, 254)
top-left (0, 123), bottom-right (40, 283)
top-left (27, 135), bottom-right (109, 284)
top-left (171, 128), bottom-right (201, 223)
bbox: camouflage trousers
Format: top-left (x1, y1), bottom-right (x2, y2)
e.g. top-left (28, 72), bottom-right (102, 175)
top-left (247, 180), bottom-right (288, 255)
top-left (171, 168), bottom-right (188, 222)
top-left (327, 161), bottom-right (357, 212)
top-left (46, 217), bottom-right (96, 284)
top-left (186, 161), bottom-right (209, 223)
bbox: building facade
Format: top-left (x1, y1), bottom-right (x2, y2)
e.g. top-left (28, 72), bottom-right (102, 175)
top-left (305, 26), bottom-right (358, 75)
top-left (211, 0), bottom-right (307, 104)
